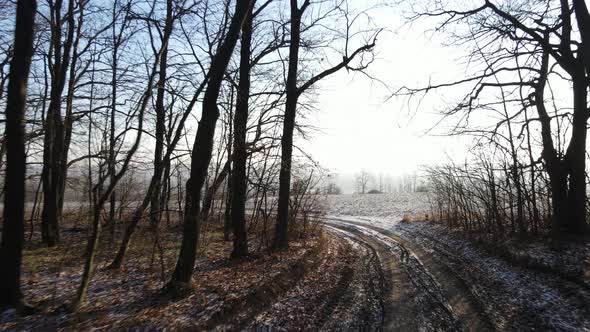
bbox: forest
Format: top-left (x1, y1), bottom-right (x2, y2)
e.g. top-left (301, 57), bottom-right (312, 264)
top-left (1, 0), bottom-right (590, 330)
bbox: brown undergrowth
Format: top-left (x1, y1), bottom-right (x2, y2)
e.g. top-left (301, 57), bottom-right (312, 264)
top-left (0, 212), bottom-right (331, 330)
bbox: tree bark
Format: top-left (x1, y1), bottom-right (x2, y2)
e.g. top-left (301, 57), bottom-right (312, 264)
top-left (41, 0), bottom-right (76, 247)
top-left (0, 0), bottom-right (36, 309)
top-left (273, 0), bottom-right (303, 250)
top-left (534, 47), bottom-right (574, 233)
top-left (200, 159), bottom-right (231, 220)
top-left (149, 0), bottom-right (173, 229)
top-left (167, 0), bottom-right (252, 289)
top-left (563, 76), bottom-right (587, 232)
top-left (230, 1), bottom-right (255, 258)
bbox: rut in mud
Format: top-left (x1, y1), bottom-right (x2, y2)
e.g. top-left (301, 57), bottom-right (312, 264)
top-left (246, 216), bottom-right (496, 331)
top-left (248, 232), bottom-right (383, 331)
top-left (325, 219), bottom-right (493, 331)
top-left (323, 210), bottom-right (590, 331)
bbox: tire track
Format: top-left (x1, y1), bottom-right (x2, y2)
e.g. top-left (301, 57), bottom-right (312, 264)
top-left (247, 233), bottom-right (382, 331)
top-left (325, 221), bottom-right (465, 331)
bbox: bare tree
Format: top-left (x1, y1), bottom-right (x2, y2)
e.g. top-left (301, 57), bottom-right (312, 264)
top-left (0, 0), bottom-right (36, 311)
top-left (40, 0), bottom-right (77, 246)
top-left (108, 1), bottom-right (210, 270)
top-left (229, 0), bottom-right (256, 258)
top-left (355, 169), bottom-right (372, 194)
top-left (69, 18), bottom-right (169, 309)
top-left (273, 0), bottom-right (379, 249)
top-left (166, 0), bottom-right (252, 290)
top-left (404, 0), bottom-right (590, 234)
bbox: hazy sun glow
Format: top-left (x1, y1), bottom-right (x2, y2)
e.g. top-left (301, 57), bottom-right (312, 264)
top-left (303, 6), bottom-right (471, 179)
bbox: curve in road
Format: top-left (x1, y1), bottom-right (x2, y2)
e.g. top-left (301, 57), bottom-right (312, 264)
top-left (325, 217), bottom-right (494, 331)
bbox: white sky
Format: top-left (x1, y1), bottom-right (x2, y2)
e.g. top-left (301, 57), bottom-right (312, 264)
top-left (301, 2), bottom-right (471, 179)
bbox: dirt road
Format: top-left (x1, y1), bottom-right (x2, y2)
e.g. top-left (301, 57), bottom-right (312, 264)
top-left (324, 217), bottom-right (494, 331)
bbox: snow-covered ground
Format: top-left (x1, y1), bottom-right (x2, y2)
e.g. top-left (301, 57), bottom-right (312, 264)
top-left (322, 193), bottom-right (590, 331)
top-left (321, 193), bottom-right (430, 229)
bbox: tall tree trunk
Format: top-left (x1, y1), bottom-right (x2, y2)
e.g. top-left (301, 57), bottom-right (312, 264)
top-left (573, 0), bottom-right (590, 76)
top-left (167, 0), bottom-right (252, 289)
top-left (230, 1), bottom-right (255, 258)
top-left (108, 1), bottom-right (119, 234)
top-left (60, 0), bottom-right (85, 231)
top-left (534, 47), bottom-right (573, 233)
top-left (223, 175), bottom-right (232, 241)
top-left (564, 76), bottom-right (587, 232)
top-left (272, 0), bottom-right (377, 248)
top-left (41, 0), bottom-right (75, 247)
top-left (523, 108), bottom-right (540, 233)
top-left (559, 0), bottom-right (588, 234)
top-left (149, 0), bottom-right (173, 229)
top-left (0, 0), bottom-right (36, 309)
top-left (274, 0), bottom-right (302, 250)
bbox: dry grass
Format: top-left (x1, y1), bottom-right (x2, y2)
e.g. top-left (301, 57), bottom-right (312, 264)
top-left (2, 210), bottom-right (327, 330)
top-left (401, 213), bottom-right (431, 223)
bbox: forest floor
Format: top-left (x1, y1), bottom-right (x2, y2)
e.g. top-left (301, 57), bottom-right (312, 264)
top-left (2, 194), bottom-right (590, 331)
top-left (0, 217), bottom-right (384, 331)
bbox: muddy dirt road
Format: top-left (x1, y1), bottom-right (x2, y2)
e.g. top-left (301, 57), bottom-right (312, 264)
top-left (321, 213), bottom-right (590, 331)
top-left (324, 218), bottom-right (494, 331)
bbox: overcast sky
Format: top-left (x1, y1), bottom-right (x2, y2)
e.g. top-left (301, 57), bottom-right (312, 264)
top-left (300, 2), bottom-right (471, 182)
